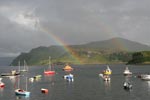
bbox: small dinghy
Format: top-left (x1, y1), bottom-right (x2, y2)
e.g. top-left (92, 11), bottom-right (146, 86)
top-left (123, 82), bottom-right (132, 90)
top-left (0, 78), bottom-right (5, 88)
top-left (41, 88), bottom-right (48, 94)
top-left (63, 74), bottom-right (74, 82)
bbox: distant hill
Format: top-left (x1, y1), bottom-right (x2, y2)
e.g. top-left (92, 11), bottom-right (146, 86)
top-left (78, 37), bottom-right (150, 51)
top-left (11, 37), bottom-right (150, 65)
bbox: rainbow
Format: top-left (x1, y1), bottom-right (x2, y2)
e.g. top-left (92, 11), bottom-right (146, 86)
top-left (38, 22), bottom-right (127, 64)
top-left (96, 20), bottom-right (128, 51)
top-left (39, 26), bottom-right (82, 64)
top-left (111, 38), bottom-right (128, 51)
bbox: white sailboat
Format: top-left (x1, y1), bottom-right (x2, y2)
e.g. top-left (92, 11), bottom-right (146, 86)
top-left (20, 60), bottom-right (28, 72)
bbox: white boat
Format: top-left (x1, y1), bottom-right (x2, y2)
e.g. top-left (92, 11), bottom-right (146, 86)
top-left (15, 77), bottom-right (30, 96)
top-left (20, 60), bottom-right (28, 72)
top-left (123, 82), bottom-right (132, 90)
top-left (63, 74), bottom-right (74, 82)
top-left (123, 67), bottom-right (132, 76)
top-left (103, 65), bottom-right (112, 75)
top-left (141, 74), bottom-right (150, 81)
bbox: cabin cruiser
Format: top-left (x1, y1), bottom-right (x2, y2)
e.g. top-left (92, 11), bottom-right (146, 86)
top-left (103, 65), bottom-right (112, 75)
top-left (1, 70), bottom-right (20, 77)
top-left (140, 74), bottom-right (150, 81)
top-left (123, 67), bottom-right (132, 76)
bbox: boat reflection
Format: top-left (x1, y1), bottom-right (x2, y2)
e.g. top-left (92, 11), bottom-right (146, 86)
top-left (16, 95), bottom-right (30, 100)
top-left (0, 87), bottom-right (4, 92)
top-left (44, 74), bottom-right (55, 85)
top-left (104, 80), bottom-right (111, 87)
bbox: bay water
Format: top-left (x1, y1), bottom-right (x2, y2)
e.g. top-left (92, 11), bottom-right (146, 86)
top-left (0, 64), bottom-right (150, 100)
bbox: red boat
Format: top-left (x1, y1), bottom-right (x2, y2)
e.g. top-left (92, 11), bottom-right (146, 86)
top-left (0, 78), bottom-right (5, 88)
top-left (0, 82), bottom-right (5, 88)
top-left (44, 56), bottom-right (55, 75)
top-left (41, 88), bottom-right (48, 93)
top-left (44, 70), bottom-right (55, 75)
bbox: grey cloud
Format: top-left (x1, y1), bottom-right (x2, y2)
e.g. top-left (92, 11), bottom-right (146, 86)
top-left (0, 0), bottom-right (150, 56)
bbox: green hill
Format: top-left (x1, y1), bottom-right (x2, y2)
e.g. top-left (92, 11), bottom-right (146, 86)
top-left (11, 37), bottom-right (150, 65)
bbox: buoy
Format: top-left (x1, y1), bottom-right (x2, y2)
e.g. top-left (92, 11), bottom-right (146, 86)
top-left (41, 88), bottom-right (48, 93)
top-left (0, 83), bottom-right (5, 88)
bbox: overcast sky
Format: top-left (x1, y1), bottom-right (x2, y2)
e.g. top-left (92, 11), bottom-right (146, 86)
top-left (0, 0), bottom-right (150, 57)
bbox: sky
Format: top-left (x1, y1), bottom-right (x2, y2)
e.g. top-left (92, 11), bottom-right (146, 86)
top-left (0, 0), bottom-right (150, 57)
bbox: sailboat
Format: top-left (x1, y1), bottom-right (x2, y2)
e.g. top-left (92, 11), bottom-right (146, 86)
top-left (20, 60), bottom-right (28, 72)
top-left (44, 56), bottom-right (55, 75)
top-left (15, 77), bottom-right (30, 96)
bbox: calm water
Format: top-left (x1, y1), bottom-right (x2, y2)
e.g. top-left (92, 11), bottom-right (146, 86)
top-left (0, 64), bottom-right (150, 100)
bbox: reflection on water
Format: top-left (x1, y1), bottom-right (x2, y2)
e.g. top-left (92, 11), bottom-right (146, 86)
top-left (9, 76), bottom-right (17, 84)
top-left (146, 81), bottom-right (150, 93)
top-left (1, 65), bottom-right (150, 100)
top-left (44, 75), bottom-right (55, 84)
top-left (104, 81), bottom-right (111, 88)
top-left (16, 95), bottom-right (30, 100)
top-left (0, 88), bottom-right (4, 97)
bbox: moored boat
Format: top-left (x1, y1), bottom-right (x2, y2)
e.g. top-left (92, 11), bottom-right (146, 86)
top-left (63, 74), bottom-right (74, 82)
top-left (19, 60), bottom-right (28, 72)
top-left (103, 65), bottom-right (112, 75)
top-left (141, 74), bottom-right (150, 81)
top-left (123, 67), bottom-right (132, 76)
top-left (44, 56), bottom-right (55, 75)
top-left (15, 89), bottom-right (30, 96)
top-left (0, 78), bottom-right (5, 88)
top-left (41, 88), bottom-right (48, 93)
top-left (15, 77), bottom-right (30, 96)
top-left (123, 81), bottom-right (132, 90)
top-left (63, 64), bottom-right (73, 72)
top-left (1, 70), bottom-right (20, 77)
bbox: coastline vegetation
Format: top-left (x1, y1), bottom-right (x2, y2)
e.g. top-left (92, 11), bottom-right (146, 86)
top-left (11, 38), bottom-right (150, 66)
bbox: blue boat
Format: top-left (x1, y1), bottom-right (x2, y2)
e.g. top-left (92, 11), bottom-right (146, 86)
top-left (15, 77), bottom-right (30, 96)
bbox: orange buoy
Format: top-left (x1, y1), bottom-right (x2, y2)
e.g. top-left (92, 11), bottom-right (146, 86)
top-left (41, 88), bottom-right (48, 94)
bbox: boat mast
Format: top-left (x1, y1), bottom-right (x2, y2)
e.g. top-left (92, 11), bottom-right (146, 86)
top-left (18, 61), bottom-right (20, 72)
top-left (49, 56), bottom-right (51, 71)
top-left (26, 77), bottom-right (28, 91)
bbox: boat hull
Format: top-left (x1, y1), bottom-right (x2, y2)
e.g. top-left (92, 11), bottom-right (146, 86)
top-left (44, 71), bottom-right (55, 75)
top-left (0, 83), bottom-right (5, 88)
top-left (41, 88), bottom-right (48, 93)
top-left (123, 72), bottom-right (132, 76)
top-left (141, 74), bottom-right (150, 81)
top-left (15, 89), bottom-right (30, 96)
